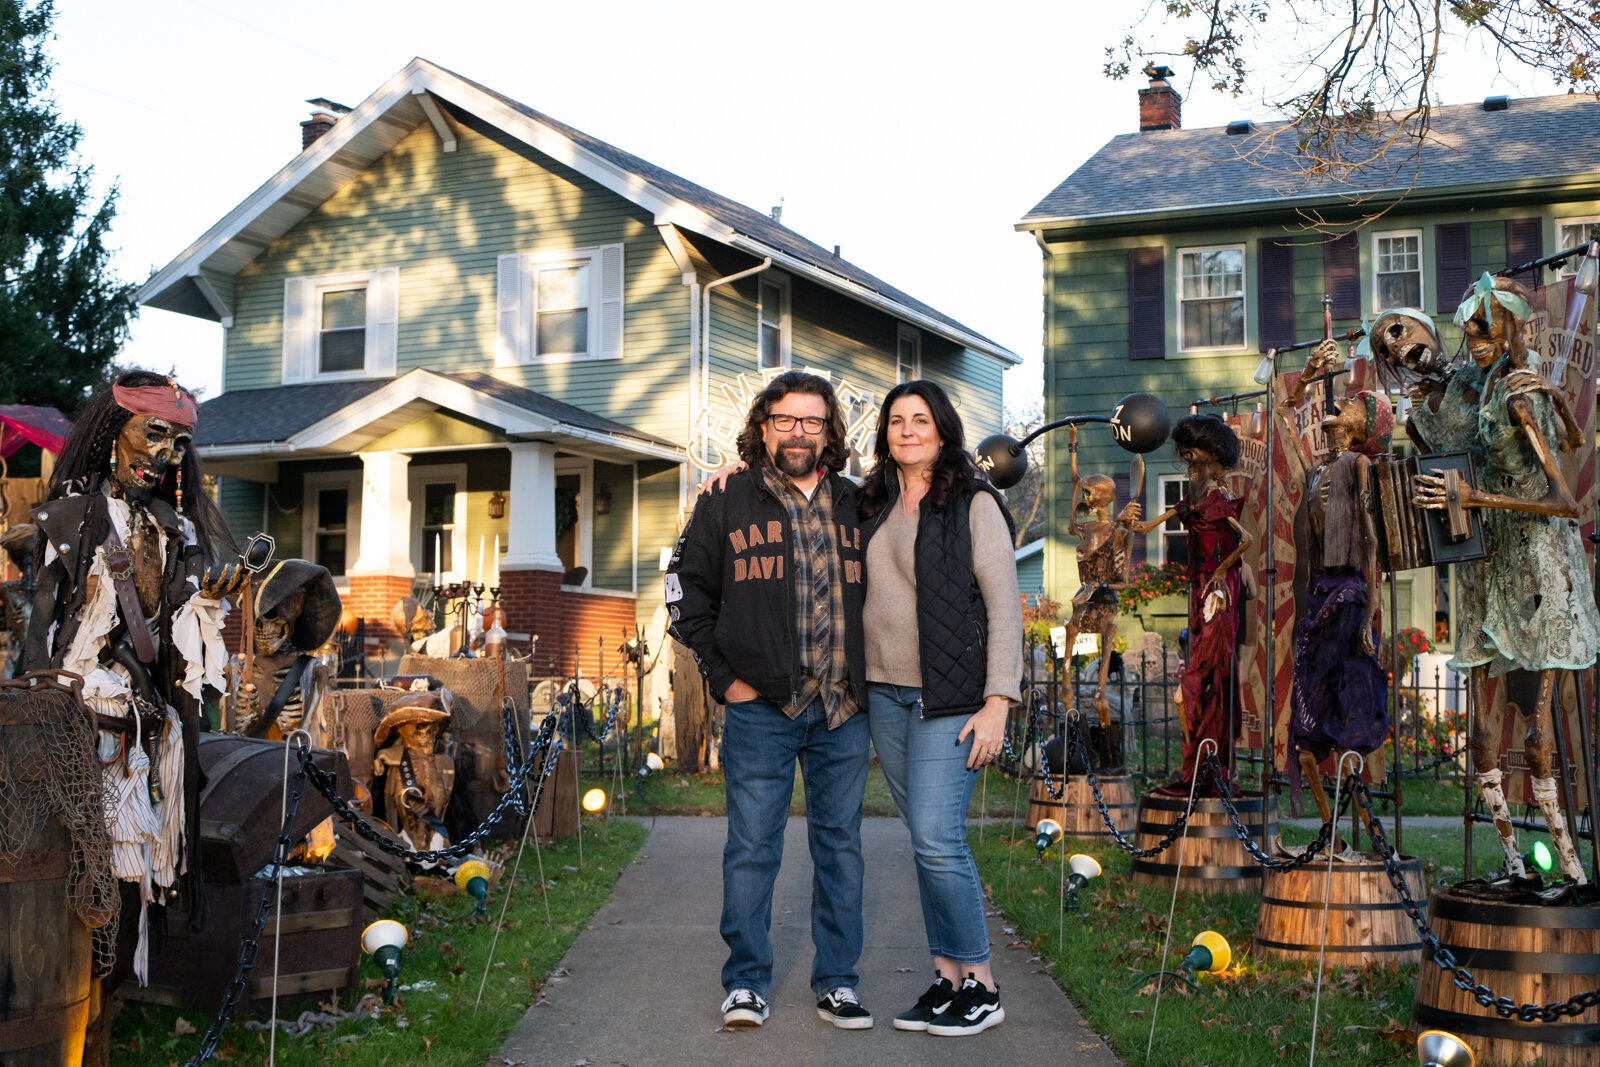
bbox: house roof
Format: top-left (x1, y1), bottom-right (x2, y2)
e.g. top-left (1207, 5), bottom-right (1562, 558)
top-left (140, 58), bottom-right (1017, 366)
top-left (193, 368), bottom-right (682, 462)
top-left (1019, 93), bottom-right (1600, 232)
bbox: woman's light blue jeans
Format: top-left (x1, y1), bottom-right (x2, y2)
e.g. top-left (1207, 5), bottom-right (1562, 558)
top-left (867, 682), bottom-right (990, 965)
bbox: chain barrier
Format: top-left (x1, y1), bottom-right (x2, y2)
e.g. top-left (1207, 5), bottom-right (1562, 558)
top-left (187, 744), bottom-right (309, 1066)
top-left (1197, 750), bottom-right (1348, 871)
top-left (1064, 715), bottom-right (1195, 858)
top-left (1008, 689), bottom-right (1064, 800)
top-left (302, 709), bottom-right (564, 866)
top-left (557, 679), bottom-right (624, 745)
top-left (1348, 775), bottom-right (1600, 1022)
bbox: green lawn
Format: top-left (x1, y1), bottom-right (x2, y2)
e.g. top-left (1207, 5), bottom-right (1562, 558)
top-left (110, 818), bottom-right (647, 1067)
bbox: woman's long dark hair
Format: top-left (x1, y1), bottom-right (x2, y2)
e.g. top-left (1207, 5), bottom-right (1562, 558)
top-left (858, 380), bottom-right (987, 522)
top-left (50, 370), bottom-right (235, 559)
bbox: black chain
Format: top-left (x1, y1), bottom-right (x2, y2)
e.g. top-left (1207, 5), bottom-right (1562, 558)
top-left (1198, 751), bottom-right (1348, 871)
top-left (302, 711), bottom-right (563, 865)
top-left (1009, 690), bottom-right (1064, 800)
top-left (1350, 776), bottom-right (1600, 1022)
top-left (558, 680), bottom-right (623, 745)
top-left (1065, 715), bottom-right (1193, 858)
top-left (187, 746), bottom-right (309, 1066)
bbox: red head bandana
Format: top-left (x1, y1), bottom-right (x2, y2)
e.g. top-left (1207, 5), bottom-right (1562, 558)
top-left (112, 377), bottom-right (198, 429)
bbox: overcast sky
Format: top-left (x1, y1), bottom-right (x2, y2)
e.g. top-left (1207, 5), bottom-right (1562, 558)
top-left (51, 0), bottom-right (1563, 415)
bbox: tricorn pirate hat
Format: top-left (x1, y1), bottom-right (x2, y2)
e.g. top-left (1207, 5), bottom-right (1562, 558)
top-left (374, 692), bottom-right (451, 746)
top-left (252, 558), bottom-right (341, 652)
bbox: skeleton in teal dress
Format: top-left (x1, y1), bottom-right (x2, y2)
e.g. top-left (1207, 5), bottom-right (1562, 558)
top-left (1413, 274), bottom-right (1600, 885)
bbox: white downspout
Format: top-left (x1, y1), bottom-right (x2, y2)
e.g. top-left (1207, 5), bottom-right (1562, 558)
top-left (700, 258), bottom-right (773, 470)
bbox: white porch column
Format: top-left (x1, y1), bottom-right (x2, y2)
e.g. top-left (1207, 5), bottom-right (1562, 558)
top-left (501, 442), bottom-right (564, 571)
top-left (349, 450), bottom-right (415, 576)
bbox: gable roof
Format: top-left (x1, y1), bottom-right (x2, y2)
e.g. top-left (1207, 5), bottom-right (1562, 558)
top-left (140, 58), bottom-right (1017, 366)
top-left (1019, 93), bottom-right (1600, 234)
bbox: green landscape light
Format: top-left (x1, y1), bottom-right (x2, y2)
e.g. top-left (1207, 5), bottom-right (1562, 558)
top-left (1523, 839), bottom-right (1555, 874)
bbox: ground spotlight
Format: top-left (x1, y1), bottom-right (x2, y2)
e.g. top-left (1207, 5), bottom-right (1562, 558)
top-left (1523, 839), bottom-right (1555, 875)
top-left (361, 919), bottom-right (409, 1004)
top-left (454, 858), bottom-right (491, 915)
top-left (1066, 853), bottom-right (1102, 910)
top-left (1034, 818), bottom-right (1062, 861)
top-left (1178, 930), bottom-right (1232, 982)
top-left (582, 787), bottom-right (608, 813)
top-left (1417, 1028), bottom-right (1475, 1067)
top-left (637, 752), bottom-right (664, 780)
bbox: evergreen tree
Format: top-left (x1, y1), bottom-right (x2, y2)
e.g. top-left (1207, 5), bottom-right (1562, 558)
top-left (0, 0), bottom-right (136, 414)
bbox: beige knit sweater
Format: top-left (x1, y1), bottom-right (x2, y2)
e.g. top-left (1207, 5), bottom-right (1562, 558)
top-left (863, 489), bottom-right (1023, 701)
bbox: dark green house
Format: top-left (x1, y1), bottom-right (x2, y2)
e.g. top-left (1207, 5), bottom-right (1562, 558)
top-left (1017, 68), bottom-right (1600, 643)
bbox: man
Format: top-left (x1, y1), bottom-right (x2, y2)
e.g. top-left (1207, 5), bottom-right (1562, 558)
top-left (667, 371), bottom-right (872, 1030)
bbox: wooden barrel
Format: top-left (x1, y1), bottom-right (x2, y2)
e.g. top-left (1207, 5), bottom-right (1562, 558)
top-left (1129, 791), bottom-right (1275, 895)
top-left (1254, 857), bottom-right (1427, 965)
top-left (0, 684), bottom-right (92, 1067)
top-left (1411, 886), bottom-right (1600, 1066)
top-left (1026, 773), bottom-right (1135, 838)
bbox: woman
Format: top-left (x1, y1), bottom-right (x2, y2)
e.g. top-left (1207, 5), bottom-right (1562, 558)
top-left (858, 380), bottom-right (1022, 1037)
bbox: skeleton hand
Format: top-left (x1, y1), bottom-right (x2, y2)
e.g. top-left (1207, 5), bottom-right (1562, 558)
top-left (1356, 622), bottom-right (1377, 659)
top-left (234, 681), bottom-right (261, 728)
top-left (1306, 337), bottom-right (1340, 377)
top-left (1118, 501), bottom-right (1143, 528)
top-left (1412, 471), bottom-right (1477, 511)
top-left (274, 707), bottom-right (306, 734)
top-left (201, 563), bottom-right (249, 600)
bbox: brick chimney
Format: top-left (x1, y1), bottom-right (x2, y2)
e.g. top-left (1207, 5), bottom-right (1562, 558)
top-left (299, 97), bottom-right (351, 150)
top-left (1138, 65), bottom-right (1182, 132)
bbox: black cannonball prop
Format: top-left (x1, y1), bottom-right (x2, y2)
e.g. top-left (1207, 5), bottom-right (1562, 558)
top-left (976, 392), bottom-right (1171, 490)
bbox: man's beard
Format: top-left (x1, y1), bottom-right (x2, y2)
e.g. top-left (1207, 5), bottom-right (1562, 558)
top-left (773, 437), bottom-right (819, 477)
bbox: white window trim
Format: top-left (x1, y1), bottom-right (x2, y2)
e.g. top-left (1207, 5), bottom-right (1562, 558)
top-left (409, 463), bottom-right (468, 584)
top-left (896, 324), bottom-right (921, 382)
top-left (1556, 216), bottom-right (1600, 277)
top-left (758, 273), bottom-right (791, 369)
top-left (1174, 243), bottom-right (1249, 355)
top-left (1156, 474), bottom-right (1189, 565)
top-left (555, 458), bottom-right (593, 590)
top-left (302, 469), bottom-right (362, 590)
top-left (282, 267), bottom-right (399, 383)
top-left (496, 244), bottom-right (624, 367)
top-left (1370, 228), bottom-right (1425, 313)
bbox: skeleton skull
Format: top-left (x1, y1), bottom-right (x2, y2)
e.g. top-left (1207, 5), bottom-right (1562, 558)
top-left (1076, 474), bottom-right (1115, 515)
top-left (1368, 311), bottom-right (1446, 387)
top-left (1459, 276), bottom-right (1533, 369)
top-left (112, 415), bottom-right (192, 500)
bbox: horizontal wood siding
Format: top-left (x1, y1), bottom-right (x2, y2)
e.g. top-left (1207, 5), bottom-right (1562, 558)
top-left (590, 460), bottom-right (634, 593)
top-left (216, 477), bottom-right (265, 545)
top-left (223, 108), bottom-right (691, 444)
top-left (634, 460), bottom-right (681, 624)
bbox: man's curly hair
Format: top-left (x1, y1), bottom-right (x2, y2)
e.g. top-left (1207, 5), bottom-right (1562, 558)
top-left (734, 370), bottom-right (851, 471)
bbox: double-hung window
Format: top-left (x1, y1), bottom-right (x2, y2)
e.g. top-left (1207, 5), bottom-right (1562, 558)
top-left (1558, 217), bottom-right (1600, 277)
top-left (896, 326), bottom-right (920, 382)
top-left (1157, 475), bottom-right (1189, 567)
top-left (495, 245), bottom-right (624, 366)
top-left (1177, 246), bottom-right (1246, 351)
top-left (302, 470), bottom-right (362, 581)
top-left (282, 268), bottom-right (400, 382)
top-left (759, 276), bottom-right (790, 369)
top-left (1373, 230), bottom-right (1423, 310)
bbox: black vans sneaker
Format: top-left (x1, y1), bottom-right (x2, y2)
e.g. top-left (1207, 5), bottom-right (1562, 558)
top-left (721, 988), bottom-right (769, 1027)
top-left (893, 976), bottom-right (958, 1031)
top-left (926, 975), bottom-right (1004, 1036)
top-left (816, 986), bottom-right (874, 1029)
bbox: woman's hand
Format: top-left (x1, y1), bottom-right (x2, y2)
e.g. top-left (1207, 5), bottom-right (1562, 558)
top-left (958, 695), bottom-right (1011, 771)
top-left (698, 461), bottom-right (748, 494)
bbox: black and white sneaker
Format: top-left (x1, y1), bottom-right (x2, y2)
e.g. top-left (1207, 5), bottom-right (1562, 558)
top-left (926, 975), bottom-right (1004, 1036)
top-left (721, 988), bottom-right (769, 1027)
top-left (893, 976), bottom-right (958, 1031)
top-left (816, 986), bottom-right (874, 1029)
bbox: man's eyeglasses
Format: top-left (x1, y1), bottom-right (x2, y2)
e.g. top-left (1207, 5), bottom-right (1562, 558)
top-left (767, 414), bottom-right (827, 434)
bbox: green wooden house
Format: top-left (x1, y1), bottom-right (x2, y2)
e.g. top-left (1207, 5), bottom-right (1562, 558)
top-left (140, 58), bottom-right (1017, 668)
top-left (1016, 69), bottom-right (1600, 643)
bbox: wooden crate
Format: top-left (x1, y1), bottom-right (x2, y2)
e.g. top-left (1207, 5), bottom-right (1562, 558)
top-left (132, 863), bottom-right (362, 1013)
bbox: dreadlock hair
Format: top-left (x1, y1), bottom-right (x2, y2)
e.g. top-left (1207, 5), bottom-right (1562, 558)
top-left (734, 370), bottom-right (851, 472)
top-left (50, 370), bottom-right (235, 559)
top-left (858, 379), bottom-right (989, 523)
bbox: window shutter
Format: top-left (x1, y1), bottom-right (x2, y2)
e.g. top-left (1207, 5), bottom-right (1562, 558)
top-left (1505, 217), bottom-right (1543, 273)
top-left (495, 254), bottom-right (525, 367)
top-left (282, 276), bottom-right (310, 383)
top-left (1257, 238), bottom-right (1296, 350)
top-left (367, 267), bottom-right (399, 377)
top-left (1323, 233), bottom-right (1359, 319)
top-left (598, 243), bottom-right (624, 361)
top-left (1111, 472), bottom-right (1148, 565)
top-left (1435, 223), bottom-right (1471, 313)
top-left (1127, 247), bottom-right (1165, 360)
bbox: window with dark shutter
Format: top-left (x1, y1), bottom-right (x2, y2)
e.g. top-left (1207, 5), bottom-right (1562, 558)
top-left (1128, 247), bottom-right (1165, 360)
top-left (1258, 238), bottom-right (1296, 350)
top-left (1435, 223), bottom-right (1472, 313)
top-left (1323, 233), bottom-right (1359, 319)
top-left (1505, 217), bottom-right (1543, 274)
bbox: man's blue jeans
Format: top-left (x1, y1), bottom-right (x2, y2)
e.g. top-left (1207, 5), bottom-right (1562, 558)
top-left (867, 682), bottom-right (990, 965)
top-left (720, 696), bottom-right (869, 998)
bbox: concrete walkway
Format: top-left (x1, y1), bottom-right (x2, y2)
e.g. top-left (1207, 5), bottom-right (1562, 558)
top-left (500, 816), bottom-right (1122, 1067)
